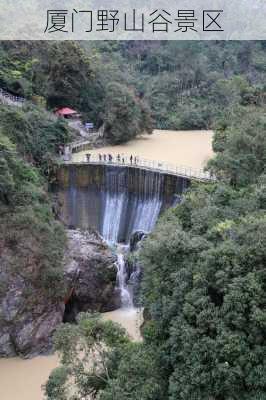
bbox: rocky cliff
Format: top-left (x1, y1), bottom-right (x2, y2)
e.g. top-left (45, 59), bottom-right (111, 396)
top-left (63, 229), bottom-right (119, 322)
top-left (0, 229), bottom-right (118, 358)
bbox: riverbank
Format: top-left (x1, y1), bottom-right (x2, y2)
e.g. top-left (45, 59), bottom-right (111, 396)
top-left (71, 129), bottom-right (214, 169)
top-left (0, 308), bottom-right (142, 400)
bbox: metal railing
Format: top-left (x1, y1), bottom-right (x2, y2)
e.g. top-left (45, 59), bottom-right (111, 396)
top-left (63, 152), bottom-right (215, 182)
top-left (0, 88), bottom-right (26, 106)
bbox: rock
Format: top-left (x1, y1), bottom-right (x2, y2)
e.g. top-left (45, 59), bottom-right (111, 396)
top-left (11, 303), bottom-right (65, 357)
top-left (63, 229), bottom-right (120, 322)
top-left (128, 230), bottom-right (148, 307)
top-left (129, 230), bottom-right (147, 252)
top-left (0, 248), bottom-right (65, 358)
top-left (0, 331), bottom-right (16, 357)
top-left (0, 228), bottom-right (120, 358)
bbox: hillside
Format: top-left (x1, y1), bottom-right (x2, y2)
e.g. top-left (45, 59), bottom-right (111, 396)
top-left (1, 41), bottom-right (265, 140)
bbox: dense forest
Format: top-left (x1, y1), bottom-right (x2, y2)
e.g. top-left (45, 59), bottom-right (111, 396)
top-left (0, 41), bottom-right (265, 140)
top-left (0, 105), bottom-right (71, 302)
top-left (0, 40), bottom-right (265, 399)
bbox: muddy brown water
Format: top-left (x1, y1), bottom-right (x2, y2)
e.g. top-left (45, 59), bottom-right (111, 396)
top-left (0, 309), bottom-right (142, 400)
top-left (72, 129), bottom-right (214, 169)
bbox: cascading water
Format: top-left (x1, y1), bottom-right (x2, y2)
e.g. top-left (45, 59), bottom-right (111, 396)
top-left (116, 248), bottom-right (133, 309)
top-left (99, 168), bottom-right (165, 306)
top-left (59, 164), bottom-right (190, 307)
top-left (101, 168), bottom-right (164, 243)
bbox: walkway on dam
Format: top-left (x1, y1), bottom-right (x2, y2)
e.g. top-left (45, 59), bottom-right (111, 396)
top-left (62, 152), bottom-right (215, 182)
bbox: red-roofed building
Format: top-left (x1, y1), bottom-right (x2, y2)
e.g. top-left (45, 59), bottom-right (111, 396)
top-left (55, 107), bottom-right (81, 119)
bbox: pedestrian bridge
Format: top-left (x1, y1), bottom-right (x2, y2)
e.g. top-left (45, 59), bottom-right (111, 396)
top-left (62, 152), bottom-right (215, 182)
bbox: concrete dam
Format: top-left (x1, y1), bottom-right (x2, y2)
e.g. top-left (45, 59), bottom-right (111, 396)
top-left (56, 163), bottom-right (190, 243)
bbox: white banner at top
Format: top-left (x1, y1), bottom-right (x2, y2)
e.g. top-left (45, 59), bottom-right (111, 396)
top-left (0, 0), bottom-right (265, 40)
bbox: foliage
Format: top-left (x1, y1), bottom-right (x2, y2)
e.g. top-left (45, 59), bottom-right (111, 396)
top-left (46, 312), bottom-right (166, 400)
top-left (0, 126), bottom-right (66, 298)
top-left (0, 104), bottom-right (71, 178)
top-left (103, 82), bottom-right (152, 144)
top-left (83, 41), bottom-right (266, 130)
top-left (208, 106), bottom-right (266, 187)
top-left (2, 41), bottom-right (265, 141)
top-left (140, 184), bottom-right (266, 399)
top-left (0, 41), bottom-right (152, 144)
top-left (0, 101), bottom-right (72, 299)
top-left (100, 343), bottom-right (166, 400)
top-left (45, 313), bottom-right (130, 400)
top-left (139, 104), bottom-right (266, 399)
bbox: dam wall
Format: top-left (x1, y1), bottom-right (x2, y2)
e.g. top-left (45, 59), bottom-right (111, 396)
top-left (56, 163), bottom-right (190, 243)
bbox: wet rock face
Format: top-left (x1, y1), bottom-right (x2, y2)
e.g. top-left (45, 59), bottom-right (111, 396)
top-left (0, 266), bottom-right (64, 358)
top-left (63, 229), bottom-right (120, 322)
top-left (0, 229), bottom-right (119, 358)
top-left (129, 230), bottom-right (147, 252)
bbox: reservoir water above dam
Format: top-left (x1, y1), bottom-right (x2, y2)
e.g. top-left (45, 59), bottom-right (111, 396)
top-left (71, 129), bottom-right (214, 169)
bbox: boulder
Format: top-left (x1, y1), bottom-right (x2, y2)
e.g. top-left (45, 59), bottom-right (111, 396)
top-left (64, 229), bottom-right (120, 321)
top-left (0, 268), bottom-right (64, 358)
top-left (129, 230), bottom-right (147, 252)
top-left (0, 228), bottom-right (119, 358)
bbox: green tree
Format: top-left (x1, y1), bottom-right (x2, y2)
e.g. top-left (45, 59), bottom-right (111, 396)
top-left (140, 182), bottom-right (266, 400)
top-left (103, 82), bottom-right (152, 144)
top-left (100, 343), bottom-right (165, 400)
top-left (208, 106), bottom-right (266, 187)
top-left (45, 313), bottom-right (165, 400)
top-left (45, 313), bottom-right (129, 400)
top-left (0, 104), bottom-right (71, 177)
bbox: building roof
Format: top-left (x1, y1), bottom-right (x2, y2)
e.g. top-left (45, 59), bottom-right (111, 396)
top-left (55, 107), bottom-right (78, 116)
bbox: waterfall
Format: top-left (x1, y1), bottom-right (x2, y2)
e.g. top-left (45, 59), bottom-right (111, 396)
top-left (61, 164), bottom-right (190, 243)
top-left (101, 167), bottom-right (164, 244)
top-left (116, 248), bottom-right (133, 309)
top-left (59, 164), bottom-right (190, 308)
top-left (100, 169), bottom-right (164, 307)
top-left (102, 192), bottom-right (127, 243)
top-left (131, 196), bottom-right (162, 233)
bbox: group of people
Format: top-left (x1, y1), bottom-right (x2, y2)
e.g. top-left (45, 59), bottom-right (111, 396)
top-left (85, 153), bottom-right (139, 165)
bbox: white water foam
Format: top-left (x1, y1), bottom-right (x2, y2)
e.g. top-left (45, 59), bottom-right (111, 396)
top-left (116, 248), bottom-right (133, 309)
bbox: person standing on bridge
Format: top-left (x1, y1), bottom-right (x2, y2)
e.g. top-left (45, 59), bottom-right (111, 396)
top-left (130, 155), bottom-right (133, 164)
top-left (103, 154), bottom-right (106, 162)
top-left (99, 154), bottom-right (102, 162)
top-left (108, 154), bottom-right (112, 163)
top-left (117, 154), bottom-right (121, 163)
top-left (86, 153), bottom-right (91, 162)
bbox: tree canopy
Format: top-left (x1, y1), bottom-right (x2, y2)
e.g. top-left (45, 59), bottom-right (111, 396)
top-left (139, 104), bottom-right (266, 400)
top-left (1, 41), bottom-right (265, 142)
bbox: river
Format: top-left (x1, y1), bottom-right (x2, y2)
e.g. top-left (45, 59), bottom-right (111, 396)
top-left (0, 308), bottom-right (142, 400)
